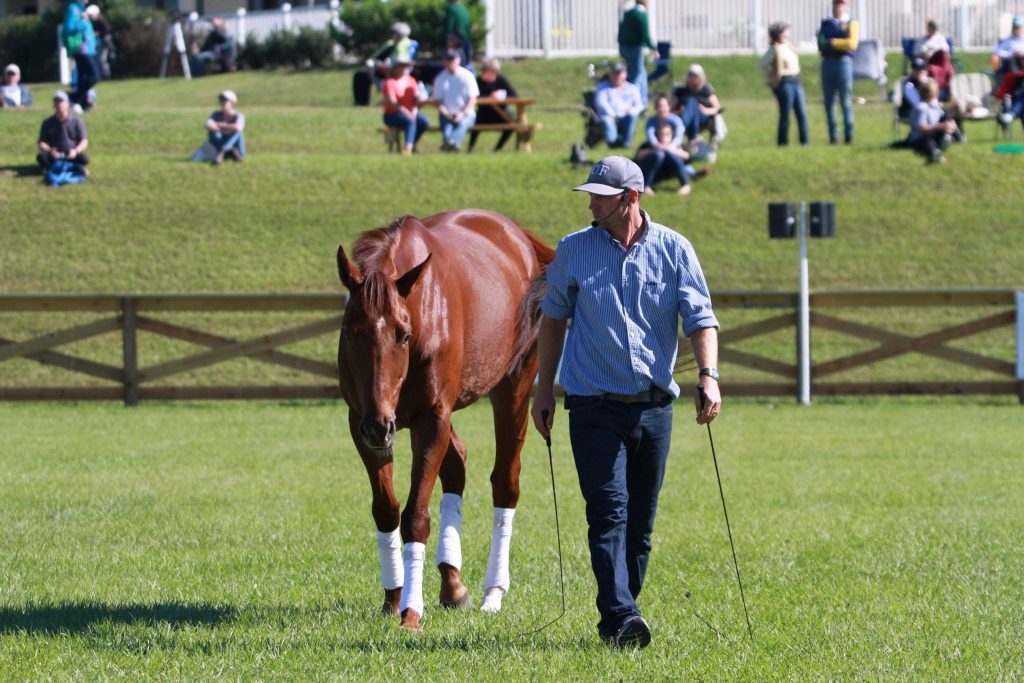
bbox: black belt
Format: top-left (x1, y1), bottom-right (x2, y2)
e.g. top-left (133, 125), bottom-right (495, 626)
top-left (595, 387), bottom-right (670, 404)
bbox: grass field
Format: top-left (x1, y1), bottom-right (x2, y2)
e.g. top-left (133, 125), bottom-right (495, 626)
top-left (1, 399), bottom-right (1022, 679)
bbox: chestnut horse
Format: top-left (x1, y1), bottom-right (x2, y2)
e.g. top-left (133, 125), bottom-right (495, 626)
top-left (336, 209), bottom-right (554, 631)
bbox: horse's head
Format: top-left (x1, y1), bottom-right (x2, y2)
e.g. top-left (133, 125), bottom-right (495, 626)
top-left (337, 244), bottom-right (431, 451)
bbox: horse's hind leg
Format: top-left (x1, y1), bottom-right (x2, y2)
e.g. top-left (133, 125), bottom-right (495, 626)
top-left (437, 425), bottom-right (471, 609)
top-left (481, 360), bottom-right (536, 612)
top-left (350, 410), bottom-right (403, 617)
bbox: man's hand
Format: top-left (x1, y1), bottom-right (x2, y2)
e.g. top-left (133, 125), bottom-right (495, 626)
top-left (694, 379), bottom-right (721, 424)
top-left (67, 148), bottom-right (78, 159)
top-left (531, 390), bottom-right (556, 441)
top-left (49, 148), bottom-right (61, 160)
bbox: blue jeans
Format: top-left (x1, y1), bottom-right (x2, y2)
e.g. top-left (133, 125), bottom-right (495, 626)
top-left (821, 56), bottom-right (854, 143)
top-left (678, 98), bottom-right (711, 142)
top-left (637, 148), bottom-right (689, 188)
top-left (439, 111), bottom-right (476, 148)
top-left (566, 394), bottom-right (674, 637)
top-left (600, 113), bottom-right (639, 148)
top-left (619, 44), bottom-right (648, 106)
top-left (773, 76), bottom-right (809, 146)
top-left (72, 54), bottom-right (99, 108)
top-left (383, 111), bottom-right (429, 148)
top-left (208, 131), bottom-right (245, 157)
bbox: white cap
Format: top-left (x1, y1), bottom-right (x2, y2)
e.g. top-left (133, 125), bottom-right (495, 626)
top-left (4, 64), bottom-right (19, 76)
top-left (53, 89), bottom-right (70, 101)
top-left (218, 89), bottom-right (238, 103)
top-left (85, 4), bottom-right (99, 16)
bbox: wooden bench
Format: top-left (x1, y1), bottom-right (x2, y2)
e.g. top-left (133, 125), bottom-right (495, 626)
top-left (379, 96), bottom-right (542, 152)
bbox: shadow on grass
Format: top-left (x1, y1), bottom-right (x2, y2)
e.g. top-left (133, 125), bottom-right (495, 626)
top-left (0, 602), bottom-right (236, 635)
top-left (0, 164), bottom-right (40, 178)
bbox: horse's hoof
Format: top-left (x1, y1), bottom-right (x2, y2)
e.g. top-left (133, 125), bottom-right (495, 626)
top-left (381, 587), bottom-right (401, 616)
top-left (440, 589), bottom-right (473, 610)
top-left (399, 608), bottom-right (423, 632)
top-left (480, 586), bottom-right (506, 613)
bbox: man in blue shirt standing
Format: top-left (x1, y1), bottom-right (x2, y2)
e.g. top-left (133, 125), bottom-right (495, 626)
top-left (817, 0), bottom-right (859, 144)
top-left (531, 155), bottom-right (721, 648)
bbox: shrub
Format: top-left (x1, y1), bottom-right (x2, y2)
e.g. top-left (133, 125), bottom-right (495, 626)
top-left (241, 26), bottom-right (336, 70)
top-left (0, 11), bottom-right (62, 83)
top-left (334, 0), bottom-right (485, 59)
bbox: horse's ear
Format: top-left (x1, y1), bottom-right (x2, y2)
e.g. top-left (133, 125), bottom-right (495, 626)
top-left (337, 244), bottom-right (363, 291)
top-left (395, 254), bottom-right (431, 298)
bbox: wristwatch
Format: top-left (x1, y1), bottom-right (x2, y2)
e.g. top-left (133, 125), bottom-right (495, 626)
top-left (698, 367), bottom-right (720, 382)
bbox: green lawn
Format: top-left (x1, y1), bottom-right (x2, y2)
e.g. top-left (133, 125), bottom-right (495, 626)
top-left (1, 399), bottom-right (1022, 679)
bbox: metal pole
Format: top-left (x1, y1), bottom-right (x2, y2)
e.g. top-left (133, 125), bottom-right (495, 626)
top-left (798, 201), bottom-right (811, 405)
top-left (483, 0), bottom-right (494, 59)
top-left (1016, 291), bottom-right (1023, 404)
top-left (540, 0), bottom-right (552, 59)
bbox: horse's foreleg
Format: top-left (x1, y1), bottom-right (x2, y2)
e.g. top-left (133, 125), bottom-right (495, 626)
top-left (437, 427), bottom-right (471, 609)
top-left (398, 414), bottom-right (452, 631)
top-left (481, 366), bottom-right (534, 612)
top-left (351, 411), bottom-right (404, 616)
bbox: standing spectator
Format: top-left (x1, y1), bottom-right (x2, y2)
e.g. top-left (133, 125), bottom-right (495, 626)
top-left (445, 0), bottom-right (473, 69)
top-left (595, 62), bottom-right (644, 149)
top-left (63, 0), bottom-right (99, 113)
top-left (86, 5), bottom-right (113, 81)
top-left (617, 0), bottom-right (658, 106)
top-left (469, 57), bottom-right (517, 152)
top-left (766, 22), bottom-right (809, 146)
top-left (202, 90), bottom-right (246, 165)
top-left (671, 64), bottom-right (722, 143)
top-left (531, 155), bottom-right (721, 649)
top-left (2, 64), bottom-right (32, 109)
top-left (817, 0), bottom-right (859, 144)
top-left (37, 91), bottom-right (89, 169)
top-left (190, 17), bottom-right (236, 77)
top-left (908, 80), bottom-right (956, 164)
top-left (383, 57), bottom-right (429, 156)
top-left (993, 16), bottom-right (1024, 81)
top-left (432, 49), bottom-right (478, 152)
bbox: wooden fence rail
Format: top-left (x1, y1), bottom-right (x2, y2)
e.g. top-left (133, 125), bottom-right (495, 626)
top-left (0, 291), bottom-right (1021, 405)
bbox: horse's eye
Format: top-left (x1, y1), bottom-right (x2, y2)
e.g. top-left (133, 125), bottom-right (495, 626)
top-left (398, 331), bottom-right (412, 345)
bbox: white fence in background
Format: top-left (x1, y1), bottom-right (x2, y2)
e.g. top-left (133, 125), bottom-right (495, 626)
top-left (206, 1), bottom-right (341, 45)
top-left (484, 0), bottom-right (1024, 57)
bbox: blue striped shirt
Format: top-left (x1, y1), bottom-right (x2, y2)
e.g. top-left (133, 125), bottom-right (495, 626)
top-left (542, 212), bottom-right (719, 399)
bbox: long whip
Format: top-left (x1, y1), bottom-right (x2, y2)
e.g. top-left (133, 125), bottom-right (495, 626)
top-left (517, 409), bottom-right (566, 637)
top-left (701, 389), bottom-right (753, 640)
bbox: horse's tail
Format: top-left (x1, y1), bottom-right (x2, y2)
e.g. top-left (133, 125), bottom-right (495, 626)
top-left (508, 230), bottom-right (556, 378)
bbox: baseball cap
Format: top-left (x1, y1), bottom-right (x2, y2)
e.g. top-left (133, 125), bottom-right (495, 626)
top-left (688, 63), bottom-right (705, 79)
top-left (911, 57), bottom-right (927, 70)
top-left (573, 156), bottom-right (644, 196)
top-left (608, 62), bottom-right (626, 73)
top-left (85, 4), bottom-right (99, 16)
top-left (218, 89), bottom-right (237, 103)
top-left (4, 64), bottom-right (19, 76)
top-left (444, 48), bottom-right (461, 60)
top-left (53, 90), bottom-right (69, 101)
top-left (1013, 15), bottom-right (1023, 29)
top-left (393, 55), bottom-right (412, 66)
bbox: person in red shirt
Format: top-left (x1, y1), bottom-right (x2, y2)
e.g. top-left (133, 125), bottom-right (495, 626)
top-left (382, 57), bottom-right (429, 156)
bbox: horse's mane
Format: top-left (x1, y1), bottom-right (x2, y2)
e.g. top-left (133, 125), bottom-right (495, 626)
top-left (349, 216), bottom-right (413, 318)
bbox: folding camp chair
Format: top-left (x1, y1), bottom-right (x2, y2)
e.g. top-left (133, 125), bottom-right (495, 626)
top-left (852, 39), bottom-right (888, 101)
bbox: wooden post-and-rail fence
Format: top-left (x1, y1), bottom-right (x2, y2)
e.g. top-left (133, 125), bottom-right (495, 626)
top-left (0, 291), bottom-right (1022, 405)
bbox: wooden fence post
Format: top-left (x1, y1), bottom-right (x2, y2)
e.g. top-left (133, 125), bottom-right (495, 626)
top-left (122, 297), bottom-right (139, 406)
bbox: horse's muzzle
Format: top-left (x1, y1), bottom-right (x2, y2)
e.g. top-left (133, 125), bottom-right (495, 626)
top-left (359, 415), bottom-right (397, 450)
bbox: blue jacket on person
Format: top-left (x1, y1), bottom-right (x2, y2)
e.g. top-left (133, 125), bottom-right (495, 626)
top-left (818, 16), bottom-right (858, 58)
top-left (63, 1), bottom-right (97, 56)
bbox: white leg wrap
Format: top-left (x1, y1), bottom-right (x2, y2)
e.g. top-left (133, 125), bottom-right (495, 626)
top-left (481, 507), bottom-right (515, 612)
top-left (398, 542), bottom-right (426, 616)
top-left (376, 528), bottom-right (404, 591)
top-left (435, 493), bottom-right (464, 570)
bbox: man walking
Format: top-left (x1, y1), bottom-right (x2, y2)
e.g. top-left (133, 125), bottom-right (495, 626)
top-left (531, 156), bottom-right (721, 648)
top-left (618, 0), bottom-right (658, 106)
top-left (817, 0), bottom-right (859, 144)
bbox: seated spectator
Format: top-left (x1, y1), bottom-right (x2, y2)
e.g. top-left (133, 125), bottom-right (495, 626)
top-left (594, 62), bottom-right (644, 148)
top-left (199, 90), bottom-right (245, 165)
top-left (634, 95), bottom-right (706, 197)
top-left (671, 64), bottom-right (723, 144)
top-left (993, 16), bottom-right (1024, 81)
top-left (190, 17), bottom-right (236, 77)
top-left (432, 48), bottom-right (478, 152)
top-left (469, 57), bottom-right (517, 152)
top-left (917, 20), bottom-right (953, 93)
top-left (898, 58), bottom-right (964, 140)
top-left (37, 90), bottom-right (89, 169)
top-left (1, 64), bottom-right (32, 109)
top-left (996, 54), bottom-right (1024, 133)
top-left (382, 57), bottom-right (429, 156)
top-left (908, 81), bottom-right (956, 163)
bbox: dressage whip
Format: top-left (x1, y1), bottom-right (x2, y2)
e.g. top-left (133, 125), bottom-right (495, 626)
top-left (700, 388), bottom-right (753, 640)
top-left (517, 409), bottom-right (566, 637)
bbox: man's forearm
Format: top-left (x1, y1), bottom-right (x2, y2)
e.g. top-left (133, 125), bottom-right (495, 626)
top-left (690, 326), bottom-right (718, 371)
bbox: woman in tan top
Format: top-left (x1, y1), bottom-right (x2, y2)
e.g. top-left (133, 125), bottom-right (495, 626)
top-left (767, 22), bottom-right (809, 146)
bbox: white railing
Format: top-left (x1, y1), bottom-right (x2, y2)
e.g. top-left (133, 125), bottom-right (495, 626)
top-left (205, 0), bottom-right (343, 46)
top-left (484, 0), bottom-right (1024, 58)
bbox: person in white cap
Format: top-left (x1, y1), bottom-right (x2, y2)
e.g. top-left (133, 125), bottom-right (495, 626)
top-left (2, 64), bottom-right (32, 109)
top-left (531, 155), bottom-right (721, 649)
top-left (202, 90), bottom-right (245, 165)
top-left (37, 90), bottom-right (89, 169)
